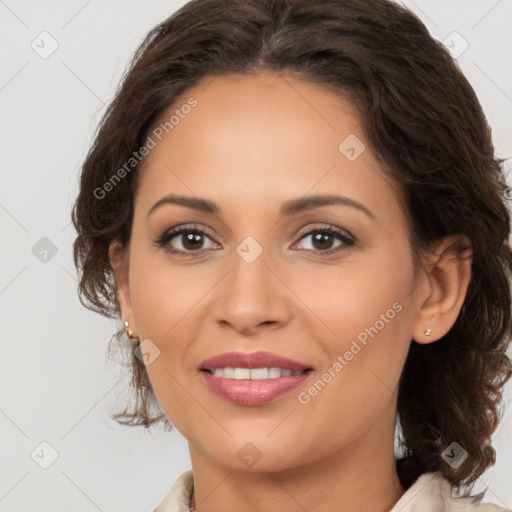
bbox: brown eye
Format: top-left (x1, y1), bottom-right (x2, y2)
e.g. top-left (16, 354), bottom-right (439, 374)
top-left (156, 225), bottom-right (219, 255)
top-left (294, 226), bottom-right (355, 255)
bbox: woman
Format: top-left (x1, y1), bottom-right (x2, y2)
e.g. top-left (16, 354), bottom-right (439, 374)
top-left (71, 0), bottom-right (512, 510)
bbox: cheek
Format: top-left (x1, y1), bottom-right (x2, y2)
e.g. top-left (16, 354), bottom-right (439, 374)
top-left (128, 245), bottom-right (214, 343)
top-left (294, 286), bottom-right (412, 456)
top-left (296, 250), bottom-right (412, 349)
top-left (314, 280), bottom-right (409, 392)
top-left (301, 248), bottom-right (414, 400)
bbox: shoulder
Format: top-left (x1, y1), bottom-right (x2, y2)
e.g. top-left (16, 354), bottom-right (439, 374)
top-left (391, 471), bottom-right (511, 512)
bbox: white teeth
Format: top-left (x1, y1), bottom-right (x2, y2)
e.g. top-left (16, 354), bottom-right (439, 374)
top-left (223, 367), bottom-right (236, 378)
top-left (234, 368), bottom-right (250, 379)
top-left (210, 367), bottom-right (300, 379)
top-left (250, 367), bottom-right (269, 379)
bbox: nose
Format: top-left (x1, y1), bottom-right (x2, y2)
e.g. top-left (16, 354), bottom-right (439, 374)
top-left (212, 245), bottom-right (292, 336)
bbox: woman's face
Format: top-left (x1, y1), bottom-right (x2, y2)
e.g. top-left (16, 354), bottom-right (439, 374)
top-left (117, 72), bottom-right (429, 472)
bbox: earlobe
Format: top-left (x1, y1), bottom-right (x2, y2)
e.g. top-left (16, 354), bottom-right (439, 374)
top-left (412, 235), bottom-right (472, 345)
top-left (109, 240), bottom-right (137, 338)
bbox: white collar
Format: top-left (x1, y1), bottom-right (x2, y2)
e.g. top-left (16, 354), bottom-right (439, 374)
top-left (152, 469), bottom-right (508, 512)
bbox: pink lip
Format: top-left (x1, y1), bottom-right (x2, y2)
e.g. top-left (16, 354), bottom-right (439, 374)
top-left (199, 351), bottom-right (313, 406)
top-left (200, 371), bottom-right (312, 406)
top-left (199, 351), bottom-right (312, 372)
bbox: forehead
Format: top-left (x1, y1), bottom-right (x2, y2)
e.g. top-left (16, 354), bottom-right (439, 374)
top-left (135, 72), bottom-right (405, 225)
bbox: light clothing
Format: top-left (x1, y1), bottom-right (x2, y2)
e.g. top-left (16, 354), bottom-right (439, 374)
top-left (153, 469), bottom-right (511, 512)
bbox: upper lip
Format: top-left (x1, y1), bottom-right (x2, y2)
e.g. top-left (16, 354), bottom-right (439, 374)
top-left (200, 351), bottom-right (313, 372)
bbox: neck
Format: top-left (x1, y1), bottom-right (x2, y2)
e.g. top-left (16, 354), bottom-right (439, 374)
top-left (187, 406), bottom-right (406, 512)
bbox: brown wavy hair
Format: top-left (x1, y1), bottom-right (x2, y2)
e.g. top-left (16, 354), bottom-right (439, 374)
top-left (71, 0), bottom-right (512, 495)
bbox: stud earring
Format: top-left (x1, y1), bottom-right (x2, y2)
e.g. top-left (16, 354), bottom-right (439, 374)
top-left (424, 328), bottom-right (432, 336)
top-left (123, 320), bottom-right (133, 339)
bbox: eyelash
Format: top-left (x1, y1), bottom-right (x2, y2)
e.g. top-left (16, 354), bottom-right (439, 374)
top-left (154, 223), bottom-right (355, 258)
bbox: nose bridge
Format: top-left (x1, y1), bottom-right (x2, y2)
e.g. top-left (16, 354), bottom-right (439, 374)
top-left (212, 232), bottom-right (290, 332)
top-left (228, 234), bottom-right (275, 304)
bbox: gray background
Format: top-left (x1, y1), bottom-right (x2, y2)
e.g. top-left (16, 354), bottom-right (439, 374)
top-left (1, 1), bottom-right (511, 511)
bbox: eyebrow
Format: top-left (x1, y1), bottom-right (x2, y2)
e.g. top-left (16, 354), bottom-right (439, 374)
top-left (147, 193), bottom-right (375, 220)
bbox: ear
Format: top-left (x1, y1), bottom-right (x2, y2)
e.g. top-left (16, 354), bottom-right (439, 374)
top-left (411, 235), bottom-right (472, 344)
top-left (109, 240), bottom-right (138, 338)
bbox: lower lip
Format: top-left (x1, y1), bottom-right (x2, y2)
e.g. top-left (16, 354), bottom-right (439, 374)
top-left (200, 371), bottom-right (312, 406)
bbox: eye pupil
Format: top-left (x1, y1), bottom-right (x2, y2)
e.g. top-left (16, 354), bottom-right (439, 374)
top-left (183, 232), bottom-right (204, 250)
top-left (313, 231), bottom-right (334, 250)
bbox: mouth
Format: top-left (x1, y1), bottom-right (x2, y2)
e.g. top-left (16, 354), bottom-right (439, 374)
top-left (200, 367), bottom-right (314, 407)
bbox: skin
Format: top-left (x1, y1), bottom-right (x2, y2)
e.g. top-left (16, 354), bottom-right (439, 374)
top-left (110, 71), bottom-right (472, 512)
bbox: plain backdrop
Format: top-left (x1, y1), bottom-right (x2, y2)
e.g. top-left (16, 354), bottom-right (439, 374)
top-left (1, 1), bottom-right (511, 511)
